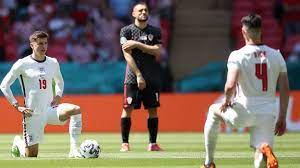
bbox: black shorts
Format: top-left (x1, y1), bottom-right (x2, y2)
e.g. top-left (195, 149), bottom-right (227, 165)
top-left (123, 84), bottom-right (160, 109)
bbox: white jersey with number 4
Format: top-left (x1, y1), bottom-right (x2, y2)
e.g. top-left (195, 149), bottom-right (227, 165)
top-left (227, 44), bottom-right (287, 108)
top-left (0, 55), bottom-right (64, 115)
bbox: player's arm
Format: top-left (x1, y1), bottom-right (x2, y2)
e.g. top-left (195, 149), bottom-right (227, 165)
top-left (123, 41), bottom-right (161, 58)
top-left (122, 28), bottom-right (162, 58)
top-left (0, 60), bottom-right (32, 117)
top-left (122, 49), bottom-right (146, 90)
top-left (224, 68), bottom-right (239, 105)
top-left (52, 60), bottom-right (64, 106)
top-left (275, 72), bottom-right (289, 136)
top-left (220, 51), bottom-right (239, 112)
top-left (0, 68), bottom-right (19, 106)
top-left (120, 27), bottom-right (146, 90)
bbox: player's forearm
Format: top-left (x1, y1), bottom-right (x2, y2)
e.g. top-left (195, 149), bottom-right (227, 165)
top-left (224, 85), bottom-right (235, 103)
top-left (278, 72), bottom-right (290, 119)
top-left (54, 75), bottom-right (64, 97)
top-left (0, 85), bottom-right (18, 105)
top-left (0, 76), bottom-right (18, 105)
top-left (136, 42), bottom-right (161, 57)
top-left (279, 82), bottom-right (289, 119)
top-left (123, 50), bottom-right (142, 76)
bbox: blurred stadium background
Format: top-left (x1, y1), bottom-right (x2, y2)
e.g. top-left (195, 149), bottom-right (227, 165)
top-left (0, 0), bottom-right (300, 167)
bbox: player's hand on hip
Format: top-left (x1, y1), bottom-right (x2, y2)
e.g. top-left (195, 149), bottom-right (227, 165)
top-left (220, 100), bottom-right (231, 113)
top-left (136, 74), bottom-right (146, 90)
top-left (122, 40), bottom-right (137, 51)
top-left (274, 117), bottom-right (286, 136)
top-left (51, 95), bottom-right (61, 107)
top-left (17, 106), bottom-right (33, 117)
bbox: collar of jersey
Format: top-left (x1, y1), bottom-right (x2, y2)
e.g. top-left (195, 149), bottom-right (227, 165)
top-left (133, 23), bottom-right (148, 30)
top-left (247, 43), bottom-right (265, 46)
top-left (30, 55), bottom-right (47, 63)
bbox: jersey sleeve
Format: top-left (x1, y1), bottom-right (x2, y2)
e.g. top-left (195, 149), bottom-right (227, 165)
top-left (153, 28), bottom-right (162, 45)
top-left (277, 51), bottom-right (287, 73)
top-left (0, 59), bottom-right (22, 105)
top-left (227, 51), bottom-right (240, 71)
top-left (53, 59), bottom-right (64, 97)
top-left (120, 27), bottom-right (130, 46)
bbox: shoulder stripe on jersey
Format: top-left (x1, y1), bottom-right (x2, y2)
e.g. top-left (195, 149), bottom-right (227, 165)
top-left (19, 75), bottom-right (26, 98)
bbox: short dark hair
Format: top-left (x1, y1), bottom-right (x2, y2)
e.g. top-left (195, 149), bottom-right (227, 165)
top-left (241, 14), bottom-right (262, 29)
top-left (132, 1), bottom-right (148, 11)
top-left (29, 31), bottom-right (49, 43)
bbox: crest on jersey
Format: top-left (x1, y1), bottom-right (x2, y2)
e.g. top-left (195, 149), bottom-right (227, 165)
top-left (39, 67), bottom-right (46, 78)
top-left (126, 97), bottom-right (133, 104)
top-left (148, 34), bottom-right (154, 41)
top-left (139, 36), bottom-right (147, 41)
top-left (39, 67), bottom-right (45, 72)
top-left (120, 37), bottom-right (127, 45)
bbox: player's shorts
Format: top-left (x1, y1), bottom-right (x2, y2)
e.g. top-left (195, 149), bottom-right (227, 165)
top-left (23, 103), bottom-right (69, 146)
top-left (219, 102), bottom-right (276, 149)
top-left (123, 84), bottom-right (160, 109)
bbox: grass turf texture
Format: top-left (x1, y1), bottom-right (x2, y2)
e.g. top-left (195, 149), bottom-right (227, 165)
top-left (0, 133), bottom-right (299, 168)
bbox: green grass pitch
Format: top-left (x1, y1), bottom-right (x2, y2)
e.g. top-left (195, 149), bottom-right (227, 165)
top-left (0, 132), bottom-right (299, 168)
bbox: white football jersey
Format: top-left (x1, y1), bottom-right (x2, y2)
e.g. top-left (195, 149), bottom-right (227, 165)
top-left (227, 44), bottom-right (287, 105)
top-left (0, 55), bottom-right (64, 114)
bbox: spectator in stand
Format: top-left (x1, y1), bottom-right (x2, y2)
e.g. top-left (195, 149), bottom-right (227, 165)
top-left (2, 0), bottom-right (16, 10)
top-left (95, 8), bottom-right (123, 62)
top-left (13, 13), bottom-right (34, 58)
top-left (0, 0), bottom-right (9, 61)
top-left (108, 0), bottom-right (135, 24)
top-left (48, 9), bottom-right (74, 41)
top-left (66, 35), bottom-right (95, 63)
top-left (28, 0), bottom-right (55, 31)
top-left (281, 0), bottom-right (300, 36)
top-left (0, 0), bottom-right (174, 64)
top-left (0, 20), bottom-right (5, 62)
top-left (287, 42), bottom-right (300, 62)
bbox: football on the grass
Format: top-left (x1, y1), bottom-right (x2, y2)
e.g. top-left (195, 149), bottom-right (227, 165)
top-left (79, 139), bottom-right (100, 158)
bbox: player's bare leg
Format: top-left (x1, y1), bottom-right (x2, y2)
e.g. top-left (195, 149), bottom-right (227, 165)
top-left (58, 103), bottom-right (82, 158)
top-left (202, 104), bottom-right (222, 167)
top-left (120, 107), bottom-right (133, 152)
top-left (147, 108), bottom-right (163, 151)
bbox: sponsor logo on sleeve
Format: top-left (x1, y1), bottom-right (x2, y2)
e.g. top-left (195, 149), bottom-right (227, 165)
top-left (120, 37), bottom-right (127, 45)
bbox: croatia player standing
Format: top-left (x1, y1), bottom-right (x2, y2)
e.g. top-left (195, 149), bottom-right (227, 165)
top-left (201, 14), bottom-right (289, 168)
top-left (0, 31), bottom-right (82, 158)
top-left (119, 2), bottom-right (163, 152)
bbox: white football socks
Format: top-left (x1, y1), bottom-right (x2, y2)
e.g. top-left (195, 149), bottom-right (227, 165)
top-left (254, 149), bottom-right (266, 168)
top-left (204, 105), bottom-right (221, 165)
top-left (69, 113), bottom-right (82, 152)
top-left (15, 136), bottom-right (25, 157)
